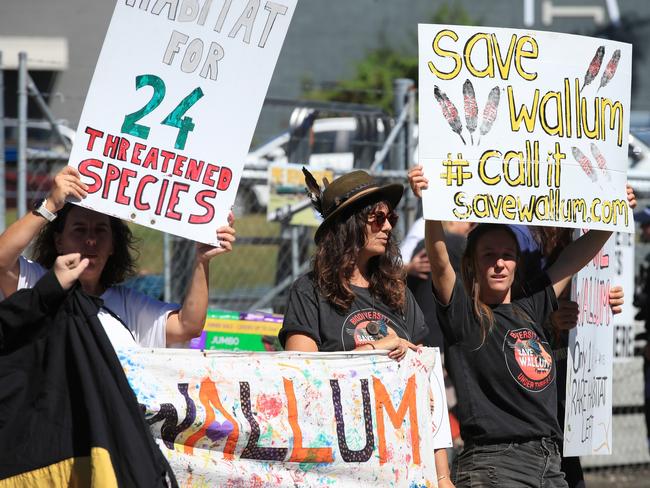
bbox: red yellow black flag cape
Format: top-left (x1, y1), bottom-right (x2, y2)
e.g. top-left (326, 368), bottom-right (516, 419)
top-left (0, 270), bottom-right (177, 487)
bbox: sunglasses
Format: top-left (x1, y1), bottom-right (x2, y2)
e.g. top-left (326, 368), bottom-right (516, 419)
top-left (367, 210), bottom-right (399, 227)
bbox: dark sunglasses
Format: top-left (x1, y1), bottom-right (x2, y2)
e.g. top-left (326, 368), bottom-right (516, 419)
top-left (367, 210), bottom-right (399, 227)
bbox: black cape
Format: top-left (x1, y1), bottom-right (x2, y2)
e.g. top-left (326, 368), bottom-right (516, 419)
top-left (0, 270), bottom-right (177, 487)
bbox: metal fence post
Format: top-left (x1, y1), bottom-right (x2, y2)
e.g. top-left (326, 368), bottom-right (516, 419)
top-left (163, 232), bottom-right (171, 302)
top-left (0, 51), bottom-right (5, 233)
top-left (405, 84), bottom-right (417, 232)
top-left (17, 52), bottom-right (28, 217)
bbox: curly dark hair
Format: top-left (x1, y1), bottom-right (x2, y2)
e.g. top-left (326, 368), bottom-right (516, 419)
top-left (313, 198), bottom-right (406, 314)
top-left (31, 203), bottom-right (140, 287)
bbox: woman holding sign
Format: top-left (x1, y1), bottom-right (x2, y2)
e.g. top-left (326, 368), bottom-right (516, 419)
top-left (279, 169), bottom-right (454, 487)
top-left (408, 165), bottom-right (634, 488)
top-left (0, 166), bottom-right (236, 349)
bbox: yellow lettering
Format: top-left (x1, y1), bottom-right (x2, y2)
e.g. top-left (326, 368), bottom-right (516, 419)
top-left (508, 86), bottom-right (539, 133)
top-left (464, 33), bottom-right (495, 78)
top-left (478, 149), bottom-right (502, 185)
top-left (540, 91), bottom-right (564, 136)
top-left (515, 36), bottom-right (538, 81)
top-left (429, 30), bottom-right (462, 80)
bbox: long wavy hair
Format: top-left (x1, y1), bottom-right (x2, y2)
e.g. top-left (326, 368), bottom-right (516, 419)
top-left (460, 224), bottom-right (525, 342)
top-left (313, 199), bottom-right (406, 314)
top-left (31, 203), bottom-right (139, 287)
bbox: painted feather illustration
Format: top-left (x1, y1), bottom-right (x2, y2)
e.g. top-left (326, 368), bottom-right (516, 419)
top-left (434, 85), bottom-right (466, 145)
top-left (598, 49), bottom-right (621, 91)
top-left (590, 143), bottom-right (611, 181)
top-left (581, 46), bottom-right (605, 92)
top-left (571, 147), bottom-right (597, 182)
top-left (478, 86), bottom-right (500, 143)
top-left (463, 79), bottom-right (478, 145)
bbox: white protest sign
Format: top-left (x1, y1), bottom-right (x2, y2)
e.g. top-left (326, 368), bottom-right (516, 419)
top-left (119, 348), bottom-right (451, 487)
top-left (68, 0), bottom-right (297, 244)
top-left (564, 232), bottom-right (618, 456)
top-left (418, 24), bottom-right (632, 233)
top-left (610, 232), bottom-right (636, 362)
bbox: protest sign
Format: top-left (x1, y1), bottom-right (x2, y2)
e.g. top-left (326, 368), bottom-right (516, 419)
top-left (418, 24), bottom-right (632, 232)
top-left (564, 232), bottom-right (620, 456)
top-left (68, 0), bottom-right (297, 244)
top-left (267, 163), bottom-right (332, 226)
top-left (119, 347), bottom-right (451, 487)
top-left (610, 232), bottom-right (636, 362)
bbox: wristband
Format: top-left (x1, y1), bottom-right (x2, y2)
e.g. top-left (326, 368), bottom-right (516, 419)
top-left (367, 342), bottom-right (376, 350)
top-left (437, 474), bottom-right (449, 481)
top-left (33, 198), bottom-right (57, 222)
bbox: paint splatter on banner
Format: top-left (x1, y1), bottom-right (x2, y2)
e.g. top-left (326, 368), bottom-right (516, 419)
top-left (118, 348), bottom-right (451, 487)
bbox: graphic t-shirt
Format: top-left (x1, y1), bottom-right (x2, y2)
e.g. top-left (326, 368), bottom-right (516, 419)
top-left (279, 273), bottom-right (428, 351)
top-left (438, 276), bottom-right (561, 444)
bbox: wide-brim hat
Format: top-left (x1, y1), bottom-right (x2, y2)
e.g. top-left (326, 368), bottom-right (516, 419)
top-left (303, 168), bottom-right (403, 243)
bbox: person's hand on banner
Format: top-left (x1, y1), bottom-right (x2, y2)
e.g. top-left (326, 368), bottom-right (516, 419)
top-left (550, 300), bottom-right (579, 331)
top-left (371, 327), bottom-right (419, 362)
top-left (408, 165), bottom-right (429, 198)
top-left (406, 249), bottom-right (431, 279)
top-left (609, 286), bottom-right (624, 315)
top-left (195, 211), bottom-right (236, 262)
top-left (48, 167), bottom-right (89, 212)
top-left (53, 253), bottom-right (89, 290)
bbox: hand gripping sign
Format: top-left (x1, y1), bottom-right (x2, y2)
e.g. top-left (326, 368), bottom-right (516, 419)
top-left (68, 0), bottom-right (297, 245)
top-left (418, 24), bottom-right (633, 233)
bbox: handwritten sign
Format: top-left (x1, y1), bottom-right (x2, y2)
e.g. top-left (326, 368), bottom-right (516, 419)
top-left (611, 232), bottom-right (636, 362)
top-left (119, 348), bottom-right (451, 487)
top-left (418, 24), bottom-right (632, 232)
top-left (267, 163), bottom-right (332, 226)
top-left (68, 0), bottom-right (297, 244)
top-left (564, 232), bottom-right (618, 456)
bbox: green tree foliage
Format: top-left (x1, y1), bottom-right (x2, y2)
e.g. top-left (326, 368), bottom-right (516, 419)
top-left (303, 1), bottom-right (478, 114)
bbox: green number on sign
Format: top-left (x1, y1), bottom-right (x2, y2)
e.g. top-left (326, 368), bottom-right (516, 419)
top-left (121, 74), bottom-right (166, 139)
top-left (162, 87), bottom-right (204, 150)
top-left (121, 74), bottom-right (204, 149)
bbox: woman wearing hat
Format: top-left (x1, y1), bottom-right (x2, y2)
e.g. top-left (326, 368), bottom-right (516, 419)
top-left (279, 169), bottom-right (453, 486)
top-left (279, 169), bottom-right (427, 359)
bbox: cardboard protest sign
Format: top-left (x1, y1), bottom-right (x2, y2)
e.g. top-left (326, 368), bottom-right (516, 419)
top-left (267, 163), bottom-right (332, 226)
top-left (68, 0), bottom-right (297, 245)
top-left (418, 24), bottom-right (632, 232)
top-left (119, 348), bottom-right (451, 487)
top-left (564, 232), bottom-right (619, 456)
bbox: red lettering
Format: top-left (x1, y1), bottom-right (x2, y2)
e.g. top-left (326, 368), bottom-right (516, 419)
top-left (189, 190), bottom-right (216, 224)
top-left (78, 158), bottom-right (104, 193)
top-left (202, 164), bottom-right (219, 186)
top-left (116, 138), bottom-right (130, 161)
top-left (186, 159), bottom-right (204, 182)
top-left (103, 135), bottom-right (119, 159)
top-left (85, 127), bottom-right (104, 151)
top-left (103, 164), bottom-right (121, 200)
top-left (131, 142), bottom-right (147, 165)
top-left (135, 175), bottom-right (157, 210)
top-left (172, 155), bottom-right (187, 177)
top-left (165, 182), bottom-right (190, 221)
top-left (160, 150), bottom-right (175, 173)
top-left (155, 179), bottom-right (170, 216)
top-left (142, 146), bottom-right (159, 170)
top-left (116, 168), bottom-right (137, 205)
top-left (217, 166), bottom-right (232, 190)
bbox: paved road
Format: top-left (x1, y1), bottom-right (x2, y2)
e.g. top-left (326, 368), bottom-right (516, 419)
top-left (584, 468), bottom-right (650, 487)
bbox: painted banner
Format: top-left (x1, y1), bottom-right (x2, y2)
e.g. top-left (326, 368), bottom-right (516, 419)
top-left (68, 0), bottom-right (297, 245)
top-left (119, 348), bottom-right (452, 487)
top-left (418, 24), bottom-right (632, 232)
top-left (267, 163), bottom-right (332, 226)
top-left (564, 232), bottom-right (620, 456)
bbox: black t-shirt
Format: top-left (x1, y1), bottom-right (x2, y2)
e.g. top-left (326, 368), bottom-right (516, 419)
top-left (279, 273), bottom-right (428, 351)
top-left (438, 276), bottom-right (561, 445)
